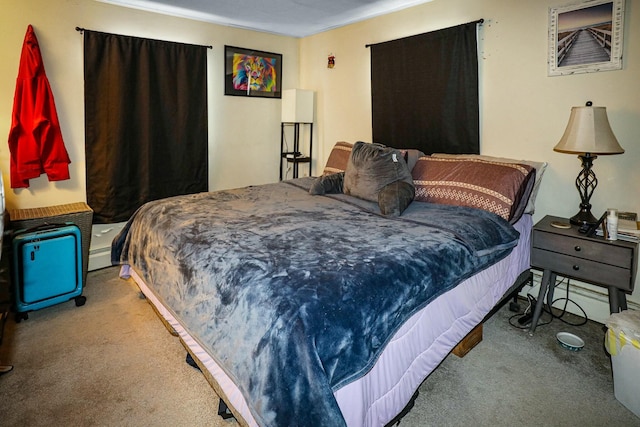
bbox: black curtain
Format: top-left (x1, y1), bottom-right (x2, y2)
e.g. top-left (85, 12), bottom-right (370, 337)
top-left (84, 30), bottom-right (208, 223)
top-left (370, 22), bottom-right (480, 155)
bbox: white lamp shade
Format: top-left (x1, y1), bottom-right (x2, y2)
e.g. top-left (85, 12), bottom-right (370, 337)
top-left (554, 106), bottom-right (624, 155)
top-left (281, 89), bottom-right (314, 123)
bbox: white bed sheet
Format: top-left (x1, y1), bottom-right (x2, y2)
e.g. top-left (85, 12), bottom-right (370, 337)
top-left (336, 214), bottom-right (532, 426)
top-left (119, 214), bottom-right (532, 427)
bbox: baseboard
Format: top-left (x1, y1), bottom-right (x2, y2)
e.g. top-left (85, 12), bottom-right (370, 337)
top-left (88, 247), bottom-right (113, 271)
top-left (88, 222), bottom-right (126, 271)
top-left (520, 270), bottom-right (639, 325)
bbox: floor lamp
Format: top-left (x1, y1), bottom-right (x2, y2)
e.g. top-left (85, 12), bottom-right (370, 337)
top-left (553, 102), bottom-right (624, 226)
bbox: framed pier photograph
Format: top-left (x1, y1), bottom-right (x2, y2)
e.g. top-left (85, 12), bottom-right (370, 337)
top-left (548, 0), bottom-right (625, 76)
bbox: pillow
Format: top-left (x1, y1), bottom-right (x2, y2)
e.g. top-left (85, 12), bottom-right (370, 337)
top-left (309, 172), bottom-right (344, 195)
top-left (400, 149), bottom-right (426, 172)
top-left (378, 181), bottom-right (415, 217)
top-left (411, 157), bottom-right (535, 223)
top-left (431, 153), bottom-right (547, 214)
top-left (343, 141), bottom-right (415, 216)
top-left (323, 141), bottom-right (353, 175)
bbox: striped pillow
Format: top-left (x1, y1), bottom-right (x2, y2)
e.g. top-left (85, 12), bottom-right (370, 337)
top-left (431, 153), bottom-right (547, 215)
top-left (411, 157), bottom-right (535, 223)
top-left (322, 141), bottom-right (353, 175)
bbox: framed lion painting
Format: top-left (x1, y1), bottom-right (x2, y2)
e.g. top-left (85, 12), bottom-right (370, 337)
top-left (224, 45), bottom-right (282, 98)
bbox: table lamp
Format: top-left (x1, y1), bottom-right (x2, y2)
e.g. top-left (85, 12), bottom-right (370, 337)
top-left (554, 101), bottom-right (624, 226)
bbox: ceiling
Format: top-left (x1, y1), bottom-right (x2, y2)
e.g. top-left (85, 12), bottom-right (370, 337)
top-left (97, 0), bottom-right (433, 38)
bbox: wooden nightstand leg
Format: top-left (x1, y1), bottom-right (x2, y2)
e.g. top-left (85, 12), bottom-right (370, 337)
top-left (529, 269), bottom-right (555, 335)
top-left (608, 286), bottom-right (628, 313)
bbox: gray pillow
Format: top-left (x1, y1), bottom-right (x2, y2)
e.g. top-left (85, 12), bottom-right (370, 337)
top-left (378, 180), bottom-right (415, 217)
top-left (309, 172), bottom-right (344, 195)
top-left (343, 141), bottom-right (414, 215)
top-left (400, 148), bottom-right (426, 172)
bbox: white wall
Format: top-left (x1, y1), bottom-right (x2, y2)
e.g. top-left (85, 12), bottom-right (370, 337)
top-left (299, 0), bottom-right (640, 322)
top-left (0, 0), bottom-right (299, 210)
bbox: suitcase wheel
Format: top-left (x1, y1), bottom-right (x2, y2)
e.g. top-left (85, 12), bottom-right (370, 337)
top-left (15, 312), bottom-right (28, 323)
top-left (74, 295), bottom-right (87, 307)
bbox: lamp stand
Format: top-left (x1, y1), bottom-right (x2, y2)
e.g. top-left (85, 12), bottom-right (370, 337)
top-left (570, 153), bottom-right (598, 226)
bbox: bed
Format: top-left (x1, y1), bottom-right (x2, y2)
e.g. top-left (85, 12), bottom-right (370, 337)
top-left (112, 142), bottom-right (547, 427)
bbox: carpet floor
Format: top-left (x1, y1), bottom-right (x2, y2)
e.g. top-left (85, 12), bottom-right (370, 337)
top-left (0, 266), bottom-right (638, 426)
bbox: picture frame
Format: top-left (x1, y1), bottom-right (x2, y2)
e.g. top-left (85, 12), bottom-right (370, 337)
top-left (224, 45), bottom-right (282, 98)
top-left (548, 0), bottom-right (625, 76)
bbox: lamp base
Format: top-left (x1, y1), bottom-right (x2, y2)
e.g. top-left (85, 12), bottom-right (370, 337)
top-left (569, 209), bottom-right (598, 226)
top-left (569, 153), bottom-right (599, 227)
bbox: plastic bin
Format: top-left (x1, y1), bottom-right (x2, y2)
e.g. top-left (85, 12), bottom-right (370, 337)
top-left (605, 310), bottom-right (640, 418)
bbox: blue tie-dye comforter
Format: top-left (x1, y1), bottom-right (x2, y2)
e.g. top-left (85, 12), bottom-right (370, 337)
top-left (112, 177), bottom-right (519, 426)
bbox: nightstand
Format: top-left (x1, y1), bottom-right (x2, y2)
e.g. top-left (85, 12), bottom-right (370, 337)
top-left (529, 215), bottom-right (638, 334)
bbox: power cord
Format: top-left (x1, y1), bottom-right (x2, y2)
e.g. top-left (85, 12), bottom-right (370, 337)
top-left (509, 294), bottom-right (550, 330)
top-left (510, 277), bottom-right (588, 330)
top-left (283, 131), bottom-right (290, 154)
top-left (282, 130), bottom-right (291, 179)
top-left (546, 277), bottom-right (588, 327)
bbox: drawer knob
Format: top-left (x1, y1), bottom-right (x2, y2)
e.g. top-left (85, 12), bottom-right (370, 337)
top-left (574, 245), bottom-right (581, 252)
top-left (573, 265), bottom-right (580, 271)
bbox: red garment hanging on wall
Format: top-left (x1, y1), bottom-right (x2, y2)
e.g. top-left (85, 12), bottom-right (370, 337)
top-left (8, 25), bottom-right (71, 189)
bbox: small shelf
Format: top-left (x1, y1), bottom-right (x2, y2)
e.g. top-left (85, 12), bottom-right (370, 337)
top-left (286, 157), bottom-right (311, 163)
top-left (282, 152), bottom-right (311, 163)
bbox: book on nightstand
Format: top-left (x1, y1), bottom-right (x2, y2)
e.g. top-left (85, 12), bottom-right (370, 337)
top-left (596, 211), bottom-right (640, 242)
top-left (618, 212), bottom-right (638, 230)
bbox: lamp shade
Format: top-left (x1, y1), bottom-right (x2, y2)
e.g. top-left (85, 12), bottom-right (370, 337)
top-left (281, 89), bottom-right (314, 123)
top-left (554, 106), bottom-right (624, 155)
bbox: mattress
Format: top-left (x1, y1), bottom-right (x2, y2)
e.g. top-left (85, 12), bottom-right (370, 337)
top-left (119, 213), bottom-right (532, 427)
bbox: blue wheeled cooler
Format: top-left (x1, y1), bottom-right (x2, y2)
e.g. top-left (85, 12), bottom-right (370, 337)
top-left (11, 223), bottom-right (86, 322)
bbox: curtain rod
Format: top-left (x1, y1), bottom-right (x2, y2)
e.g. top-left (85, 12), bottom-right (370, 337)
top-left (75, 27), bottom-right (213, 49)
top-left (364, 18), bottom-right (484, 48)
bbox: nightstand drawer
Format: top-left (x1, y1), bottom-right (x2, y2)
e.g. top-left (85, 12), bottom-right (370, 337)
top-left (532, 231), bottom-right (633, 269)
top-left (531, 248), bottom-right (633, 291)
